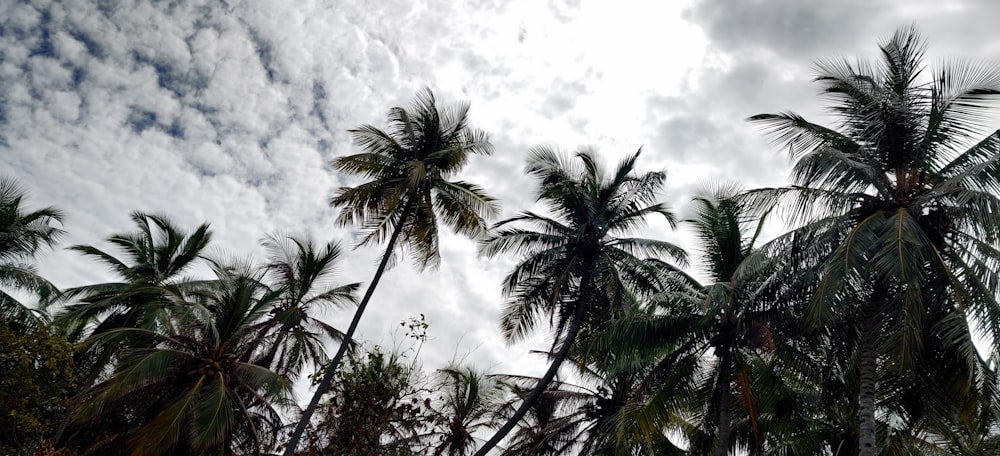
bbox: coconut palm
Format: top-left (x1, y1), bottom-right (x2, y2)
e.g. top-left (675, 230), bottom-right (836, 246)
top-left (284, 88), bottom-right (499, 455)
top-left (474, 148), bottom-right (686, 455)
top-left (0, 176), bottom-right (64, 326)
top-left (65, 260), bottom-right (293, 456)
top-left (749, 26), bottom-right (1000, 455)
top-left (597, 185), bottom-right (789, 455)
top-left (253, 233), bottom-right (359, 378)
top-left (56, 211), bottom-right (213, 336)
top-left (53, 212), bottom-right (213, 386)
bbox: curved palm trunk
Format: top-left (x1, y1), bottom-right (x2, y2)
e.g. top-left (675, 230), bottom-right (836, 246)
top-left (473, 286), bottom-right (591, 456)
top-left (714, 345), bottom-right (733, 456)
top-left (282, 212), bottom-right (410, 456)
top-left (858, 310), bottom-right (878, 456)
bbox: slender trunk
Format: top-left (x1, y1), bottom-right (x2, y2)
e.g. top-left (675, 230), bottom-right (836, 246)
top-left (714, 345), bottom-right (733, 456)
top-left (857, 310), bottom-right (878, 456)
top-left (282, 212), bottom-right (410, 456)
top-left (473, 283), bottom-right (592, 456)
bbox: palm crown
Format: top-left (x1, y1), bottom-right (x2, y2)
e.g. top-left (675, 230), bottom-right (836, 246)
top-left (750, 26), bottom-right (1000, 454)
top-left (481, 147), bottom-right (686, 344)
top-left (475, 147), bottom-right (686, 455)
top-left (331, 88), bottom-right (499, 269)
top-left (284, 89), bottom-right (499, 456)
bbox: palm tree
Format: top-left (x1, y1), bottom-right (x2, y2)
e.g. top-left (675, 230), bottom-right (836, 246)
top-left (0, 176), bottom-right (64, 326)
top-left (284, 88), bottom-right (499, 455)
top-left (253, 233), bottom-right (359, 378)
top-left (54, 212), bottom-right (213, 386)
top-left (56, 211), bottom-right (212, 336)
top-left (749, 26), bottom-right (1000, 455)
top-left (474, 148), bottom-right (686, 455)
top-left (65, 260), bottom-right (293, 456)
top-left (599, 186), bottom-right (785, 455)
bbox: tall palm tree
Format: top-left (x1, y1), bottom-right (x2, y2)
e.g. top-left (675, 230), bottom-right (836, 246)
top-left (65, 260), bottom-right (293, 456)
top-left (284, 88), bottom-right (499, 455)
top-left (0, 176), bottom-right (64, 326)
top-left (749, 26), bottom-right (1000, 455)
top-left (474, 148), bottom-right (686, 455)
top-left (253, 233), bottom-right (359, 378)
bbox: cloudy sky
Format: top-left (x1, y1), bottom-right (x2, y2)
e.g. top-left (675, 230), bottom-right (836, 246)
top-left (4, 0), bottom-right (1000, 398)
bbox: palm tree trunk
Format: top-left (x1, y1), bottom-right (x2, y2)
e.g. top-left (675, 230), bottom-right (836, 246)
top-left (858, 309), bottom-right (878, 456)
top-left (714, 345), bottom-right (733, 456)
top-left (282, 210), bottom-right (410, 456)
top-left (473, 284), bottom-right (592, 456)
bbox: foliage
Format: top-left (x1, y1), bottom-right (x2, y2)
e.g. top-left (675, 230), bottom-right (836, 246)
top-left (62, 261), bottom-right (293, 456)
top-left (301, 346), bottom-right (434, 456)
top-left (475, 147), bottom-right (686, 455)
top-left (750, 25), bottom-right (1000, 455)
top-left (0, 320), bottom-right (77, 456)
top-left (55, 211), bottom-right (213, 338)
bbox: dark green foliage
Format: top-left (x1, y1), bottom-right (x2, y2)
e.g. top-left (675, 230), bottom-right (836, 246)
top-left (0, 320), bottom-right (77, 456)
top-left (63, 260), bottom-right (294, 456)
top-left (475, 148), bottom-right (686, 455)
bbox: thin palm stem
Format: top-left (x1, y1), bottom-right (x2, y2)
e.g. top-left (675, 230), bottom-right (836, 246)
top-left (474, 280), bottom-right (591, 456)
top-left (858, 309), bottom-right (879, 456)
top-left (283, 206), bottom-right (410, 456)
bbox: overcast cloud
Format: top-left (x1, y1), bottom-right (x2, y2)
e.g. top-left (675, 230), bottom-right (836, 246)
top-left (3, 0), bottom-right (1000, 400)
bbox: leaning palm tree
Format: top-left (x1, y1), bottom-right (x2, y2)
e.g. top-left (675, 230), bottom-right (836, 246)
top-left (474, 148), bottom-right (686, 455)
top-left (65, 260), bottom-right (293, 456)
top-left (284, 88), bottom-right (499, 455)
top-left (253, 233), bottom-right (359, 378)
top-left (0, 176), bottom-right (64, 326)
top-left (749, 26), bottom-right (1000, 455)
top-left (499, 376), bottom-right (583, 456)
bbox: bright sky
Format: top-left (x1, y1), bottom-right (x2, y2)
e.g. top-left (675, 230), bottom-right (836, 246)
top-left (4, 0), bottom-right (1000, 404)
